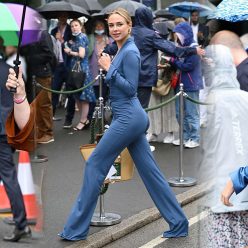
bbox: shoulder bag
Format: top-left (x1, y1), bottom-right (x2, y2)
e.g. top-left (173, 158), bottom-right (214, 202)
top-left (67, 60), bottom-right (86, 90)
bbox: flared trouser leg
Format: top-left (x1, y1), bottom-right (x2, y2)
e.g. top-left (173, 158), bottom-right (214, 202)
top-left (59, 120), bottom-right (133, 240)
top-left (128, 134), bottom-right (189, 237)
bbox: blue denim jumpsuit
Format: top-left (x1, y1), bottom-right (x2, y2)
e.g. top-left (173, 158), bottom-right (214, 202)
top-left (59, 37), bottom-right (188, 240)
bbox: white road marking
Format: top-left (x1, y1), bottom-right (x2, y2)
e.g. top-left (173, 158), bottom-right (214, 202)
top-left (139, 210), bottom-right (209, 248)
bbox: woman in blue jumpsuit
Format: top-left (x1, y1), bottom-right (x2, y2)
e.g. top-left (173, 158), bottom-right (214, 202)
top-left (59, 8), bottom-right (188, 240)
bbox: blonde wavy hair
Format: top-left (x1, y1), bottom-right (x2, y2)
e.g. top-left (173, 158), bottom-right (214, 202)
top-left (107, 8), bottom-right (132, 27)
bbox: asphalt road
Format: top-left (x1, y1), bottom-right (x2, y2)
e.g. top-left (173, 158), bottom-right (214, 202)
top-left (0, 109), bottom-right (204, 248)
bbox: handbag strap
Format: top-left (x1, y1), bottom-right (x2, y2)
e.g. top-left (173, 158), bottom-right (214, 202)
top-left (72, 59), bottom-right (82, 72)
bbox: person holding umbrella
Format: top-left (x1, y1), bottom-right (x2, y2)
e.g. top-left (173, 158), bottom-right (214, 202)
top-left (0, 55), bottom-right (31, 242)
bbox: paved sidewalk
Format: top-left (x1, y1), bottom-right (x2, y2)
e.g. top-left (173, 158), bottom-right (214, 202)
top-left (0, 110), bottom-right (204, 248)
top-left (66, 181), bottom-right (213, 248)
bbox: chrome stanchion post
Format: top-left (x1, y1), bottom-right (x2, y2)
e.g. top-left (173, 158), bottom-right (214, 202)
top-left (91, 192), bottom-right (121, 226)
top-left (168, 83), bottom-right (197, 187)
top-left (90, 69), bottom-right (121, 226)
top-left (99, 69), bottom-right (105, 132)
top-left (31, 75), bottom-right (48, 163)
top-left (99, 193), bottom-right (105, 219)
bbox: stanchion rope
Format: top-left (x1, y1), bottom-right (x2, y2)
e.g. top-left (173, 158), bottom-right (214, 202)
top-left (184, 93), bottom-right (212, 105)
top-left (35, 75), bottom-right (211, 111)
top-left (35, 75), bottom-right (99, 94)
top-left (145, 93), bottom-right (180, 112)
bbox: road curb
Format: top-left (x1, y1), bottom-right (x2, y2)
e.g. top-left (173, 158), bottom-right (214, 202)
top-left (66, 181), bottom-right (213, 248)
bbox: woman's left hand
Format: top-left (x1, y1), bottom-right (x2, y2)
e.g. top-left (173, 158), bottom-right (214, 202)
top-left (98, 53), bottom-right (111, 71)
top-left (64, 47), bottom-right (71, 54)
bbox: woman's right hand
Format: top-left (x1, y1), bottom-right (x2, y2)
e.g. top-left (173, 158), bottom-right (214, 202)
top-left (98, 53), bottom-right (111, 71)
top-left (6, 67), bottom-right (26, 99)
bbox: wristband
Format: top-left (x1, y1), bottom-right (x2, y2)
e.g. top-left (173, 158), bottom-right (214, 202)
top-left (13, 94), bottom-right (27, 104)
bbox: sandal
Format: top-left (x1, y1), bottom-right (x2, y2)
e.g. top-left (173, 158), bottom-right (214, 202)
top-left (73, 120), bottom-right (90, 131)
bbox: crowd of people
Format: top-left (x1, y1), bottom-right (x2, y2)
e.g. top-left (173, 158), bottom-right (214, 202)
top-left (0, 4), bottom-right (247, 247)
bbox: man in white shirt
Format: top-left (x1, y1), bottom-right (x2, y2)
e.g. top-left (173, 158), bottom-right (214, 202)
top-left (190, 10), bottom-right (209, 47)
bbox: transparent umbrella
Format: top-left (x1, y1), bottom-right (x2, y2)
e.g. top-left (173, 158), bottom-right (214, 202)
top-left (97, 0), bottom-right (146, 17)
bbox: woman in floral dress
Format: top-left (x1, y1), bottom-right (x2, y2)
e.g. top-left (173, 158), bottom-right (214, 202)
top-left (64, 19), bottom-right (95, 130)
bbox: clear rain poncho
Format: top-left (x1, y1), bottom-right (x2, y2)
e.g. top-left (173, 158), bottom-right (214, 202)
top-left (199, 44), bottom-right (248, 213)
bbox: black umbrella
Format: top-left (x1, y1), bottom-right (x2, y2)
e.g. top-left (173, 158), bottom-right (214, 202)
top-left (98, 0), bottom-right (146, 17)
top-left (10, 0), bottom-right (28, 93)
top-left (65, 0), bottom-right (102, 14)
top-left (153, 21), bottom-right (169, 38)
top-left (153, 9), bottom-right (175, 19)
top-left (37, 1), bottom-right (90, 19)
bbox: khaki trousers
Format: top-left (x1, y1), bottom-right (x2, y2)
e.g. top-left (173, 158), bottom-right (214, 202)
top-left (35, 76), bottom-right (53, 139)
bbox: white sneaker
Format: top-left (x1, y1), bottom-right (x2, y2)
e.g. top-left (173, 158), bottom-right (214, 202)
top-left (184, 139), bottom-right (200, 148)
top-left (172, 139), bottom-right (187, 146)
top-left (200, 122), bottom-right (207, 128)
top-left (146, 133), bottom-right (157, 142)
top-left (163, 133), bottom-right (174, 144)
top-left (150, 145), bottom-right (156, 152)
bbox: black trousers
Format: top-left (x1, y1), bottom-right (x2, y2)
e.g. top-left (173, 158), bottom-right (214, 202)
top-left (52, 63), bottom-right (68, 115)
top-left (137, 87), bottom-right (152, 109)
top-left (0, 135), bottom-right (27, 230)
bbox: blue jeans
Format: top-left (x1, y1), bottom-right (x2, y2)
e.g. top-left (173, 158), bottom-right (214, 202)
top-left (52, 63), bottom-right (68, 115)
top-left (137, 87), bottom-right (152, 108)
top-left (175, 91), bottom-right (200, 142)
